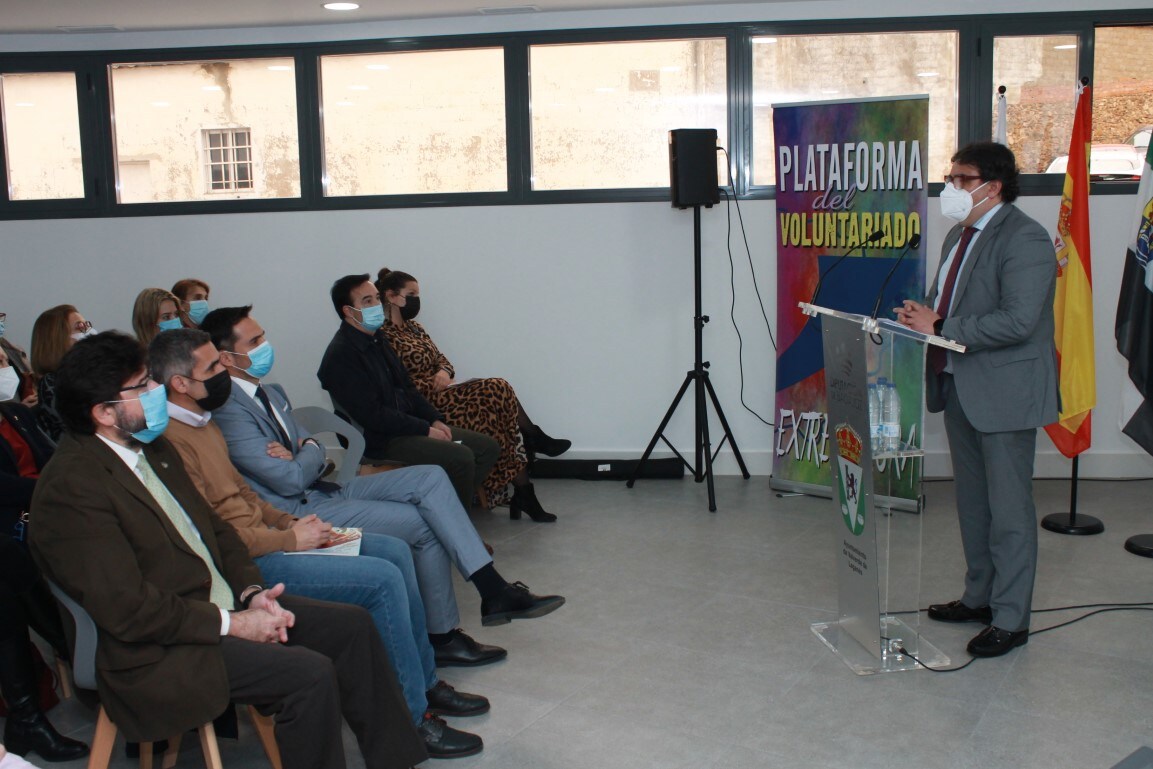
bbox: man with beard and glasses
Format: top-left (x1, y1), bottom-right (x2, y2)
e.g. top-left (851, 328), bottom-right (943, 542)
top-left (29, 331), bottom-right (426, 769)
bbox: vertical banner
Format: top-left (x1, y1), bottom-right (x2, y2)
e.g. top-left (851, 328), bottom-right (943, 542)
top-left (770, 96), bottom-right (928, 503)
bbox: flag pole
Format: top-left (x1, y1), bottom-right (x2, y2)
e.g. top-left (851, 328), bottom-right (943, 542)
top-left (1041, 455), bottom-right (1104, 535)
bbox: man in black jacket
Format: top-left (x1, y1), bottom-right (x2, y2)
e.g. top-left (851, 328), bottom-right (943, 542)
top-left (317, 274), bottom-right (499, 509)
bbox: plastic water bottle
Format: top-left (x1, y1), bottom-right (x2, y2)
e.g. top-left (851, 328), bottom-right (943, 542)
top-left (868, 380), bottom-right (882, 447)
top-left (882, 381), bottom-right (902, 451)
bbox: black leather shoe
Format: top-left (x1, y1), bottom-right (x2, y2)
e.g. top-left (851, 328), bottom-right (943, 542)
top-left (3, 700), bottom-right (90, 763)
top-left (433, 629), bottom-right (507, 668)
top-left (927, 600), bottom-right (993, 624)
top-left (480, 582), bottom-right (565, 627)
top-left (426, 681), bottom-right (490, 717)
top-left (967, 626), bottom-right (1029, 658)
top-left (418, 713), bottom-right (483, 758)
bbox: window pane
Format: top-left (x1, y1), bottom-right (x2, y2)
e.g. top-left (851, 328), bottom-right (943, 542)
top-left (530, 39), bottom-right (727, 191)
top-left (320, 49), bottom-right (507, 196)
top-left (753, 32), bottom-right (957, 187)
top-left (1, 72), bottom-right (84, 200)
top-left (992, 35), bottom-right (1078, 174)
top-left (109, 57), bottom-right (300, 203)
top-left (1092, 26), bottom-right (1153, 178)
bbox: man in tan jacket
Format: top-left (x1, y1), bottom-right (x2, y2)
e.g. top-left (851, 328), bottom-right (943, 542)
top-left (149, 328), bottom-right (486, 759)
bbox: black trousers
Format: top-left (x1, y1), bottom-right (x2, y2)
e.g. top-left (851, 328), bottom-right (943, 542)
top-left (377, 426), bottom-right (500, 508)
top-left (220, 596), bottom-right (426, 769)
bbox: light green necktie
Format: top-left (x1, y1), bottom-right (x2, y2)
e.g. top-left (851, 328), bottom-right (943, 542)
top-left (136, 453), bottom-right (235, 611)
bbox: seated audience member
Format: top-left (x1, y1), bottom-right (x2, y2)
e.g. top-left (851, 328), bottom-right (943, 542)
top-left (149, 329), bottom-right (485, 758)
top-left (29, 331), bottom-right (427, 769)
top-left (0, 399), bottom-right (87, 763)
top-left (378, 268), bottom-right (569, 521)
top-left (131, 288), bottom-right (183, 347)
top-left (0, 313), bottom-right (37, 407)
top-left (30, 304), bottom-right (95, 441)
top-left (203, 306), bottom-right (564, 633)
top-left (172, 278), bottom-right (212, 327)
top-left (317, 274), bottom-right (500, 510)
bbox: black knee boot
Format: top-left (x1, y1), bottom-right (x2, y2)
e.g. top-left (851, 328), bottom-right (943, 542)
top-left (0, 634), bottom-right (89, 762)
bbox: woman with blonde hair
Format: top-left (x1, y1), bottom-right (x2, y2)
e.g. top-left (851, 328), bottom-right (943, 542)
top-left (131, 288), bottom-right (182, 346)
top-left (30, 304), bottom-right (94, 440)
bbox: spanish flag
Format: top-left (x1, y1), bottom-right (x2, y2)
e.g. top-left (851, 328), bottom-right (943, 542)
top-left (1044, 83), bottom-right (1095, 457)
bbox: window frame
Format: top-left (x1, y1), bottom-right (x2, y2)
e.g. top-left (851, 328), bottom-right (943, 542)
top-left (0, 9), bottom-right (1149, 221)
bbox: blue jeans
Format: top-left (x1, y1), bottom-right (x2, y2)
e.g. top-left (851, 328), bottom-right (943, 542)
top-left (305, 465), bottom-right (493, 634)
top-left (254, 532), bottom-right (436, 725)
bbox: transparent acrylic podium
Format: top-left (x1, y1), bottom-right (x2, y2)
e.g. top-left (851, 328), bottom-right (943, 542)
top-left (799, 301), bottom-right (964, 675)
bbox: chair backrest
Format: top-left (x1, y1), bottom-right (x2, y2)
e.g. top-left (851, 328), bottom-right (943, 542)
top-left (291, 406), bottom-right (365, 485)
top-left (326, 394), bottom-right (365, 434)
top-left (46, 580), bottom-right (98, 690)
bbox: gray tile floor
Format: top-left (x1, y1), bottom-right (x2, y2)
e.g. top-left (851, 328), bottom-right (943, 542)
top-left (9, 475), bottom-right (1153, 769)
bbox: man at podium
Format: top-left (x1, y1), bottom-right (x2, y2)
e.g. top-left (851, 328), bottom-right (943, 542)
top-left (894, 141), bottom-right (1057, 659)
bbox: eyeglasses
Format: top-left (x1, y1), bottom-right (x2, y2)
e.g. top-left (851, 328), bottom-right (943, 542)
top-left (943, 173), bottom-right (983, 187)
top-left (104, 378), bottom-right (155, 403)
top-left (72, 320), bottom-right (93, 333)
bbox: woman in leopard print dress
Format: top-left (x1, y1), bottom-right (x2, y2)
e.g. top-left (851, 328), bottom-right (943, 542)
top-left (377, 269), bottom-right (570, 522)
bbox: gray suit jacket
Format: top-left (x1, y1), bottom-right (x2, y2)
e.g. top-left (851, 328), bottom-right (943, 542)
top-left (925, 203), bottom-right (1059, 433)
top-left (212, 383), bottom-right (328, 512)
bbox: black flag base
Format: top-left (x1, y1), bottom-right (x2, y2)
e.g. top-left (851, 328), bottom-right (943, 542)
top-left (1041, 512), bottom-right (1105, 536)
top-left (1123, 534), bottom-right (1153, 558)
top-left (1041, 456), bottom-right (1104, 535)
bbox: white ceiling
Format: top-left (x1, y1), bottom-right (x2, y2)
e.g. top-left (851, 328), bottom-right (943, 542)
top-left (0, 0), bottom-right (738, 35)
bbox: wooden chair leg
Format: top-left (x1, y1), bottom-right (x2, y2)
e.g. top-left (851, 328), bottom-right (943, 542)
top-left (86, 706), bottom-right (117, 769)
top-left (139, 744), bottom-right (154, 769)
top-left (161, 733), bottom-right (184, 769)
top-left (197, 722), bottom-right (223, 769)
top-left (247, 706), bottom-right (282, 769)
top-left (55, 657), bottom-right (73, 700)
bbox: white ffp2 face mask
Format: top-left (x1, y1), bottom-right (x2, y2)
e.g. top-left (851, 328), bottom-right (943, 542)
top-left (0, 366), bottom-right (20, 402)
top-left (939, 180), bottom-right (990, 222)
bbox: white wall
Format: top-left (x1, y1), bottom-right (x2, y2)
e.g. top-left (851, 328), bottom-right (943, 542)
top-left (2, 0), bottom-right (1152, 480)
top-left (2, 192), bottom-right (1151, 480)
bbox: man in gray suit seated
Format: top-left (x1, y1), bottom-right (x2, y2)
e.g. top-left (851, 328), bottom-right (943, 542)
top-left (895, 141), bottom-right (1058, 658)
top-left (200, 306), bottom-right (563, 666)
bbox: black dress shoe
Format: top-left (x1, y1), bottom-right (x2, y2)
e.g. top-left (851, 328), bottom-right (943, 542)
top-left (433, 628), bottom-right (507, 668)
top-left (927, 600), bottom-right (993, 624)
top-left (480, 582), bottom-right (565, 627)
top-left (3, 703), bottom-right (90, 763)
top-left (426, 681), bottom-right (490, 717)
top-left (418, 713), bottom-right (483, 759)
top-left (967, 626), bottom-right (1029, 658)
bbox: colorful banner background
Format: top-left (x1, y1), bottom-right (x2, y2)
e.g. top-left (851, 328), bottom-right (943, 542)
top-left (770, 96), bottom-right (928, 503)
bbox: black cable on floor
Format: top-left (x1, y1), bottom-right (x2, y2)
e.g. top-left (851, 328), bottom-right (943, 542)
top-left (893, 602), bottom-right (1153, 672)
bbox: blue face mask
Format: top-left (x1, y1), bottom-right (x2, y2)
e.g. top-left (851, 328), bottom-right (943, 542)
top-left (158, 317), bottom-right (184, 332)
top-left (238, 340), bottom-right (275, 379)
top-left (353, 304), bottom-right (385, 332)
top-left (113, 384), bottom-right (169, 444)
top-left (187, 300), bottom-right (210, 326)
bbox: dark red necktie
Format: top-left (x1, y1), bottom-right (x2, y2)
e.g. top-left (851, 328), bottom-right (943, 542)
top-left (928, 226), bottom-right (977, 374)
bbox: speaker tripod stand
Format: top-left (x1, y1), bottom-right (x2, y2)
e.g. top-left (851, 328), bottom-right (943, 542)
top-left (627, 205), bottom-right (750, 512)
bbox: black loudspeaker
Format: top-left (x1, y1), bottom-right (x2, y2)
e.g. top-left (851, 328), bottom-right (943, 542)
top-left (669, 128), bottom-right (720, 209)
